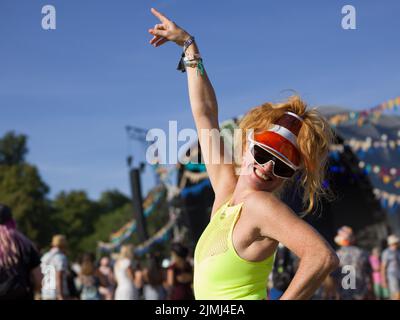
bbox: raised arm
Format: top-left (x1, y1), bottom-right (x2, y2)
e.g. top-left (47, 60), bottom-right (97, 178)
top-left (148, 8), bottom-right (236, 197)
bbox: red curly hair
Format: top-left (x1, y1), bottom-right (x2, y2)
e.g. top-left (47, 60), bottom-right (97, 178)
top-left (237, 95), bottom-right (334, 214)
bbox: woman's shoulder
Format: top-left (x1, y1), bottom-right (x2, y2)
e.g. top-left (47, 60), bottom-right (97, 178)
top-left (210, 193), bottom-right (232, 217)
top-left (243, 191), bottom-right (281, 208)
top-left (242, 191), bottom-right (291, 220)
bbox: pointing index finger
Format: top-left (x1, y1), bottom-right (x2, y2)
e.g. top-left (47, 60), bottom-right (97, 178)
top-left (151, 8), bottom-right (170, 23)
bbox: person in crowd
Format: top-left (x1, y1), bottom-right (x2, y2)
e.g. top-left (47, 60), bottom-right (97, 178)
top-left (148, 8), bottom-right (338, 300)
top-left (76, 253), bottom-right (101, 300)
top-left (269, 244), bottom-right (296, 300)
top-left (66, 263), bottom-right (80, 300)
top-left (133, 260), bottom-right (144, 298)
top-left (97, 256), bottom-right (116, 300)
top-left (381, 234), bottom-right (400, 300)
top-left (114, 244), bottom-right (142, 300)
top-left (369, 247), bottom-right (389, 300)
top-left (41, 235), bottom-right (70, 300)
top-left (320, 275), bottom-right (340, 300)
top-left (0, 204), bottom-right (42, 300)
top-left (70, 259), bottom-right (81, 297)
top-left (167, 243), bottom-right (194, 300)
top-left (142, 254), bottom-right (167, 300)
top-left (333, 226), bottom-right (372, 300)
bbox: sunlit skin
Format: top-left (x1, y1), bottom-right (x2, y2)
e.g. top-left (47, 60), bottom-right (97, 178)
top-left (241, 146), bottom-right (285, 193)
top-left (148, 7), bottom-right (339, 300)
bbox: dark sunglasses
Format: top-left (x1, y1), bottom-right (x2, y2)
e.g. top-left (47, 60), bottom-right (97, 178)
top-left (250, 143), bottom-right (297, 179)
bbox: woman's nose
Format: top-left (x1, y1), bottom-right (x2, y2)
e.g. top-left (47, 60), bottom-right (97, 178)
top-left (262, 160), bottom-right (275, 172)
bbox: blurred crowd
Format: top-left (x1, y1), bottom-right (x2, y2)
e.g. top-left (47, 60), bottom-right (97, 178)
top-left (270, 226), bottom-right (400, 300)
top-left (0, 204), bottom-right (194, 301)
top-left (1, 203), bottom-right (400, 300)
top-left (39, 239), bottom-right (194, 301)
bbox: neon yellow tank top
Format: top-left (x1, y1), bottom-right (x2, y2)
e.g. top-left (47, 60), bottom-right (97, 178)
top-left (193, 198), bottom-right (275, 300)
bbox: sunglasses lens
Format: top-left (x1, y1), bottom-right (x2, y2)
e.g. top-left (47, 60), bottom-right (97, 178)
top-left (251, 144), bottom-right (296, 178)
top-left (273, 161), bottom-right (296, 178)
top-left (252, 144), bottom-right (274, 164)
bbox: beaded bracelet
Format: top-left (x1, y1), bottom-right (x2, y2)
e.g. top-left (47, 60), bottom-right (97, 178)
top-left (183, 36), bottom-right (195, 52)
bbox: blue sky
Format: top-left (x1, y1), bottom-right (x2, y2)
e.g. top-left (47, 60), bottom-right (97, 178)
top-left (0, 0), bottom-right (399, 200)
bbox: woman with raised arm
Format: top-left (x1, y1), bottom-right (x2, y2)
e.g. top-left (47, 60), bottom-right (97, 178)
top-left (148, 8), bottom-right (339, 300)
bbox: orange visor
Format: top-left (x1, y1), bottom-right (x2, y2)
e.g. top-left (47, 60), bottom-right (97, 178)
top-left (253, 131), bottom-right (301, 168)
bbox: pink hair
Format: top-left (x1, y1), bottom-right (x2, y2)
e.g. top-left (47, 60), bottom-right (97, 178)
top-left (0, 219), bottom-right (33, 272)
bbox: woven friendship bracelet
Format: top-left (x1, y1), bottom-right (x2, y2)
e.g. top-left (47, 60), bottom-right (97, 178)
top-left (185, 53), bottom-right (202, 61)
top-left (183, 56), bottom-right (200, 68)
top-left (183, 36), bottom-right (195, 52)
top-left (177, 36), bottom-right (204, 75)
top-left (177, 54), bottom-right (204, 76)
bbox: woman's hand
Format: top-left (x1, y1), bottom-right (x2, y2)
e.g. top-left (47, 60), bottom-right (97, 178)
top-left (148, 8), bottom-right (191, 48)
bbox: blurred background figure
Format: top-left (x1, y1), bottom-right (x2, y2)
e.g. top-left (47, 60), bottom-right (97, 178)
top-left (319, 275), bottom-right (340, 300)
top-left (70, 258), bottom-right (82, 298)
top-left (114, 244), bottom-right (141, 300)
top-left (311, 272), bottom-right (340, 300)
top-left (333, 226), bottom-right (372, 300)
top-left (142, 253), bottom-right (167, 300)
top-left (167, 243), bottom-right (194, 300)
top-left (0, 204), bottom-right (42, 300)
top-left (381, 235), bottom-right (400, 300)
top-left (369, 247), bottom-right (389, 300)
top-left (97, 256), bottom-right (116, 300)
top-left (76, 253), bottom-right (101, 300)
top-left (269, 244), bottom-right (296, 300)
top-left (41, 235), bottom-right (70, 300)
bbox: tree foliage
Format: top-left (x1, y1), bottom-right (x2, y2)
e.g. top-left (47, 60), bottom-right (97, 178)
top-left (0, 132), bottom-right (52, 247)
top-left (0, 131), bottom-right (167, 259)
top-left (0, 131), bottom-right (28, 165)
top-left (0, 164), bottom-right (53, 247)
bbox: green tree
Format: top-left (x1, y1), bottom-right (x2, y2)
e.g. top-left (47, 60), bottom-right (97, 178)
top-left (0, 132), bottom-right (53, 248)
top-left (98, 189), bottom-right (131, 213)
top-left (0, 131), bottom-right (28, 165)
top-left (0, 131), bottom-right (170, 258)
top-left (0, 165), bottom-right (53, 246)
top-left (52, 190), bottom-right (101, 257)
top-left (63, 189), bottom-right (132, 254)
top-left (79, 203), bottom-right (136, 254)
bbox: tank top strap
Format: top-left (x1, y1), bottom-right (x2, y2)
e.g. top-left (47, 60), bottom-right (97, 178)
top-left (227, 202), bottom-right (244, 239)
top-left (211, 195), bottom-right (234, 220)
